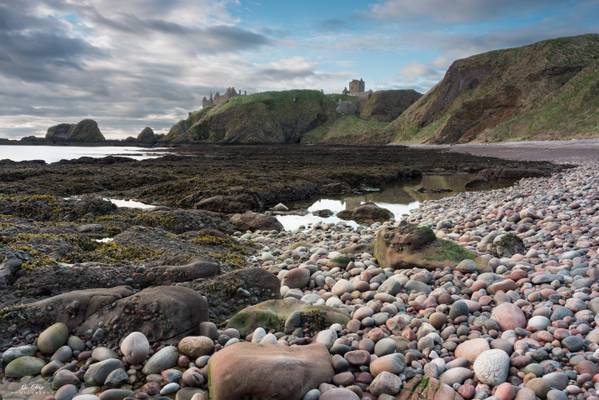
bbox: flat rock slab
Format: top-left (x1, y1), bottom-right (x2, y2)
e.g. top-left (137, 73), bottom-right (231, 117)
top-left (208, 342), bottom-right (334, 400)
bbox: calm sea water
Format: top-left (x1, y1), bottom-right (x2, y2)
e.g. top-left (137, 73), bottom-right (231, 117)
top-left (0, 145), bottom-right (170, 163)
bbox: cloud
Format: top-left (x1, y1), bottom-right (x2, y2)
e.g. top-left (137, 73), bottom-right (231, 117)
top-left (367, 0), bottom-right (561, 23)
top-left (1, 0), bottom-right (597, 139)
top-left (0, 0), bottom-right (336, 139)
top-left (388, 62), bottom-right (445, 93)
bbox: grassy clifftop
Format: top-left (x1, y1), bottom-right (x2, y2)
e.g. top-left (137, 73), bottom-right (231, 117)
top-left (166, 90), bottom-right (337, 144)
top-left (389, 34), bottom-right (599, 143)
top-left (166, 89), bottom-right (422, 144)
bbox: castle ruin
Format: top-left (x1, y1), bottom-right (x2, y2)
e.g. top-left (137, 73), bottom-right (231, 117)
top-left (349, 78), bottom-right (365, 94)
top-left (342, 78), bottom-right (370, 97)
top-left (202, 87), bottom-right (246, 108)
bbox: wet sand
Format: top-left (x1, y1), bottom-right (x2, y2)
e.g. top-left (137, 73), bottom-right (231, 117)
top-left (409, 139), bottom-right (599, 165)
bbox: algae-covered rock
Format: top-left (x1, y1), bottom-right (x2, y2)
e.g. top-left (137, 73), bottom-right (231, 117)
top-left (4, 356), bottom-right (46, 378)
top-left (397, 375), bottom-right (462, 400)
top-left (226, 298), bottom-right (349, 336)
top-left (491, 233), bottom-right (526, 257)
top-left (374, 223), bottom-right (479, 270)
top-left (191, 268), bottom-right (280, 324)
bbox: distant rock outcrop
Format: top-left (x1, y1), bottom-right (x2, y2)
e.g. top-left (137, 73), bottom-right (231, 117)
top-left (137, 127), bottom-right (157, 144)
top-left (46, 119), bottom-right (105, 143)
top-left (389, 34), bottom-right (599, 143)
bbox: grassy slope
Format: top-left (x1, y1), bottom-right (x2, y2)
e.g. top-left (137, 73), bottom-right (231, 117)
top-left (389, 34), bottom-right (599, 143)
top-left (301, 115), bottom-right (389, 144)
top-left (485, 64), bottom-right (599, 141)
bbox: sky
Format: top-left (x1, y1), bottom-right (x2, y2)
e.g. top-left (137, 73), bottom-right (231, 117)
top-left (1, 0), bottom-right (598, 139)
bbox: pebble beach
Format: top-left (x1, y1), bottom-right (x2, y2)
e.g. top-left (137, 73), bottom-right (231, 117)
top-left (1, 160), bottom-right (598, 400)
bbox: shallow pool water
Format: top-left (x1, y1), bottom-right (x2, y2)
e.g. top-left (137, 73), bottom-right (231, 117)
top-left (276, 173), bottom-right (513, 231)
top-left (105, 198), bottom-right (157, 210)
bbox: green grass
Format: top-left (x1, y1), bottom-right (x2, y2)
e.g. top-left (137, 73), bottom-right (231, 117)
top-left (302, 114), bottom-right (388, 144)
top-left (202, 90), bottom-right (336, 125)
top-left (425, 239), bottom-right (476, 263)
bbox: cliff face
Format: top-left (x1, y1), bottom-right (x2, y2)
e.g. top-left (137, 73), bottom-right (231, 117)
top-left (389, 34), bottom-right (599, 143)
top-left (46, 119), bottom-right (105, 143)
top-left (360, 90), bottom-right (422, 122)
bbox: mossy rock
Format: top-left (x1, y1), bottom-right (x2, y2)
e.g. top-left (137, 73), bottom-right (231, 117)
top-left (329, 255), bottom-right (351, 266)
top-left (374, 224), bottom-right (480, 270)
top-left (5, 356), bottom-right (46, 378)
top-left (226, 298), bottom-right (349, 336)
top-left (492, 232), bottom-right (526, 257)
top-left (397, 375), bottom-right (462, 400)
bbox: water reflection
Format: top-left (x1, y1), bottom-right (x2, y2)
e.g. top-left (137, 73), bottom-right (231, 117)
top-left (105, 198), bottom-right (157, 210)
top-left (0, 145), bottom-right (171, 163)
top-left (276, 173), bottom-right (513, 231)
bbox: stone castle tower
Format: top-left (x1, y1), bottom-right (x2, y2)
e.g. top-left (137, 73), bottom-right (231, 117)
top-left (348, 78), bottom-right (365, 94)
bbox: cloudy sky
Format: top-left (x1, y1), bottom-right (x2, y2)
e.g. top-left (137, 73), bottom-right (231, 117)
top-left (1, 0), bottom-right (598, 139)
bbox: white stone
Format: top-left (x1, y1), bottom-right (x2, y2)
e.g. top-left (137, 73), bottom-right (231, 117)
top-left (473, 349), bottom-right (510, 385)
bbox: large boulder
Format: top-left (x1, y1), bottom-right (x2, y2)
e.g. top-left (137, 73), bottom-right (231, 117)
top-left (337, 202), bottom-right (394, 223)
top-left (137, 127), bottom-right (157, 144)
top-left (46, 119), bottom-right (105, 143)
top-left (208, 342), bottom-right (334, 400)
top-left (491, 233), bottom-right (526, 257)
top-left (193, 191), bottom-right (263, 213)
top-left (190, 268), bottom-right (280, 324)
top-left (226, 298), bottom-right (349, 336)
top-left (229, 211), bottom-right (283, 232)
top-left (374, 223), bottom-right (479, 270)
top-left (0, 287), bottom-right (133, 346)
top-left (76, 286), bottom-right (208, 344)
